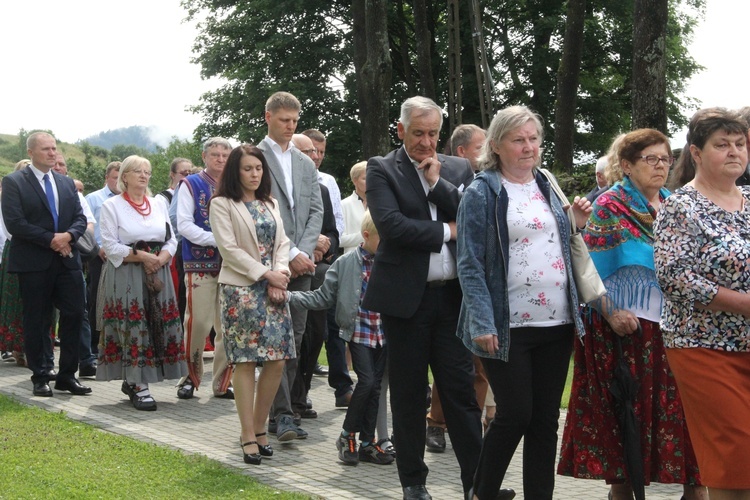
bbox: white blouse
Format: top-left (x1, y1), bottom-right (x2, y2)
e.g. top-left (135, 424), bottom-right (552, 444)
top-left (100, 195), bottom-right (177, 268)
top-left (503, 178), bottom-right (571, 328)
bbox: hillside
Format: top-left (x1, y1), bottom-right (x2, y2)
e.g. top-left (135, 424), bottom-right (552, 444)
top-left (0, 133), bottom-right (89, 177)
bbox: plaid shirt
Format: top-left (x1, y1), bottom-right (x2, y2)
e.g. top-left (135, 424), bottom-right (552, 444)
top-left (351, 245), bottom-right (384, 348)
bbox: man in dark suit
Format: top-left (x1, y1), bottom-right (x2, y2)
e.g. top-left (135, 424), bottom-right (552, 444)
top-left (363, 97), bottom-right (483, 500)
top-left (2, 132), bottom-right (90, 397)
top-left (258, 92), bottom-right (323, 442)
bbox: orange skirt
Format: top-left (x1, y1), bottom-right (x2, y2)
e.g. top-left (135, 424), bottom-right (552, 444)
top-left (666, 347), bottom-right (750, 489)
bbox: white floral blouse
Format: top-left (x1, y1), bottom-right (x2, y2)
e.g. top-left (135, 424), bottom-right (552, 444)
top-left (654, 185), bottom-right (750, 351)
top-left (502, 178), bottom-right (571, 328)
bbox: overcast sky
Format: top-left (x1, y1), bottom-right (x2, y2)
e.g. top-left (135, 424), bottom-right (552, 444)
top-left (0, 0), bottom-right (745, 146)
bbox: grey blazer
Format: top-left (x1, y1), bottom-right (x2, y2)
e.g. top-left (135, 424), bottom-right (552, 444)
top-left (258, 139), bottom-right (323, 258)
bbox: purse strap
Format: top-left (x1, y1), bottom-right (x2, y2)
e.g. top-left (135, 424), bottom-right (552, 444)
top-left (538, 168), bottom-right (569, 208)
top-left (538, 168), bottom-right (577, 233)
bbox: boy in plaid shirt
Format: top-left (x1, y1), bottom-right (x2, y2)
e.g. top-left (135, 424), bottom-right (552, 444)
top-left (288, 211), bottom-right (392, 465)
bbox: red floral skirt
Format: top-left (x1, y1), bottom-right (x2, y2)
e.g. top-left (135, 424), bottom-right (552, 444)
top-left (557, 311), bottom-right (701, 485)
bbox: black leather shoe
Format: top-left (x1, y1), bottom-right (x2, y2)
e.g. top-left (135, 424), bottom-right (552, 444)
top-left (54, 378), bottom-right (92, 395)
top-left (33, 381), bottom-right (53, 397)
top-left (335, 390), bottom-right (352, 408)
top-left (79, 364), bottom-right (97, 377)
top-left (256, 432), bottom-right (273, 457)
top-left (240, 437), bottom-right (262, 465)
top-left (497, 488), bottom-right (516, 500)
top-left (466, 486), bottom-right (516, 500)
top-left (214, 387), bottom-right (235, 399)
top-left (425, 426), bottom-right (446, 452)
top-left (300, 408), bottom-right (317, 419)
top-left (177, 379), bottom-right (194, 399)
top-left (46, 369), bottom-right (57, 381)
top-left (313, 363), bottom-right (329, 376)
top-left (403, 485), bottom-right (432, 500)
top-left (121, 381), bottom-right (136, 401)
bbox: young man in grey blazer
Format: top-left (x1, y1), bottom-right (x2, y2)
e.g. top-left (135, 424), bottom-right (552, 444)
top-left (258, 92), bottom-right (323, 442)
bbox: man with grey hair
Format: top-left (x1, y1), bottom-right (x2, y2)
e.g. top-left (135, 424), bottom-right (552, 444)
top-left (174, 137), bottom-right (234, 400)
top-left (363, 97), bottom-right (490, 499)
top-left (585, 156), bottom-right (610, 203)
top-left (259, 92), bottom-right (323, 442)
top-left (449, 124), bottom-right (486, 172)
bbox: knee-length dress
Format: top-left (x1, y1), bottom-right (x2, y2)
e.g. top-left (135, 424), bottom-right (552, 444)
top-left (96, 195), bottom-right (187, 384)
top-left (219, 200), bottom-right (293, 363)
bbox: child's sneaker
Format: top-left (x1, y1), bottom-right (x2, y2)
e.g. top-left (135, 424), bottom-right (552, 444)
top-left (359, 442), bottom-right (394, 465)
top-left (336, 433), bottom-right (359, 465)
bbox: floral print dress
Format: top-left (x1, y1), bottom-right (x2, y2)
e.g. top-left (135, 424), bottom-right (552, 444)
top-left (219, 201), bottom-right (293, 363)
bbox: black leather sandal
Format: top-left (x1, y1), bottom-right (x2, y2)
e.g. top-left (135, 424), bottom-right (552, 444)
top-left (240, 438), bottom-right (262, 465)
top-left (255, 432), bottom-right (273, 457)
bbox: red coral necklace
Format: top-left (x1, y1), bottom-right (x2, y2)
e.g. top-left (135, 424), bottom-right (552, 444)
top-left (123, 192), bottom-right (151, 217)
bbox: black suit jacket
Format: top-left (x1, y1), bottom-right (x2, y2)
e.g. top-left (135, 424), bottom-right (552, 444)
top-left (362, 146), bottom-right (474, 318)
top-left (319, 184), bottom-right (339, 262)
top-left (1, 166), bottom-right (87, 273)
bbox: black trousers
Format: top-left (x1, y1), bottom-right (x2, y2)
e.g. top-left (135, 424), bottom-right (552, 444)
top-left (19, 256), bottom-right (85, 384)
top-left (475, 325), bottom-right (574, 500)
top-left (86, 255), bottom-right (104, 354)
top-left (383, 280), bottom-right (482, 492)
top-left (343, 342), bottom-right (387, 442)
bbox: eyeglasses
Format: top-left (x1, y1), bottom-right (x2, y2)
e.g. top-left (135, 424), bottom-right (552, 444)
top-left (638, 155), bottom-right (674, 167)
top-left (132, 169), bottom-right (152, 177)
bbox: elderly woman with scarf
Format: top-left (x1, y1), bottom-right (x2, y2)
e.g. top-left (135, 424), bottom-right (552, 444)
top-left (557, 129), bottom-right (704, 499)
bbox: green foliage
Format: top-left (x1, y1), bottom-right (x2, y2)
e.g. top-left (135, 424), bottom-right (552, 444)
top-left (0, 394), bottom-right (309, 499)
top-left (184, 0), bottom-right (704, 172)
top-left (147, 137), bottom-right (205, 193)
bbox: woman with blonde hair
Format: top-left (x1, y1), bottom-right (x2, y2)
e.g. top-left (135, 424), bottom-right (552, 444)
top-left (97, 155), bottom-right (186, 411)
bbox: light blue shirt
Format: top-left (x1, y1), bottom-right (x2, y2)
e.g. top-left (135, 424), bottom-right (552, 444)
top-left (85, 185), bottom-right (116, 245)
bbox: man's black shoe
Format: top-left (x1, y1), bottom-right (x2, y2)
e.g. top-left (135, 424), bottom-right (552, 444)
top-left (79, 364), bottom-right (97, 377)
top-left (33, 381), bottom-right (53, 397)
top-left (403, 485), bottom-right (432, 500)
top-left (54, 378), bottom-right (92, 395)
top-left (425, 426), bottom-right (446, 452)
top-left (313, 363), bottom-right (329, 376)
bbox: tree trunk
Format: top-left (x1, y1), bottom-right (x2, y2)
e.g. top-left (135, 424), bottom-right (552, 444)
top-left (353, 0), bottom-right (392, 158)
top-left (447, 0), bottom-right (462, 135)
top-left (413, 0), bottom-right (436, 100)
top-left (632, 0), bottom-right (668, 132)
top-left (553, 0), bottom-right (586, 173)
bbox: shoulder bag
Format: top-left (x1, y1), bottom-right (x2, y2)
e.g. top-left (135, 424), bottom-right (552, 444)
top-left (539, 168), bottom-right (606, 304)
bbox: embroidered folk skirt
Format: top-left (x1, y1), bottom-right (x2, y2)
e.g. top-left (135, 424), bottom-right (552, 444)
top-left (97, 261), bottom-right (187, 385)
top-left (557, 311), bottom-right (701, 485)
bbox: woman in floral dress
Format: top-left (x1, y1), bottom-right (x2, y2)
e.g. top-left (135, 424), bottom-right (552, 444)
top-left (97, 155), bottom-right (186, 411)
top-left (209, 144), bottom-right (293, 465)
top-left (557, 129), bottom-right (704, 499)
top-left (655, 108), bottom-right (750, 499)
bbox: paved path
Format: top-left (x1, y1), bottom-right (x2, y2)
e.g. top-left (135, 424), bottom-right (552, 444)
top-left (0, 355), bottom-right (685, 499)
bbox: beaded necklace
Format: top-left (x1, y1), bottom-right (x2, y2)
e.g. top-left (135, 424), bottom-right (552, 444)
top-left (123, 192), bottom-right (151, 217)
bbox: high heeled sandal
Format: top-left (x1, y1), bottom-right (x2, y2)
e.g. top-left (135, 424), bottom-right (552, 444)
top-left (239, 438), bottom-right (262, 465)
top-left (255, 432), bottom-right (273, 457)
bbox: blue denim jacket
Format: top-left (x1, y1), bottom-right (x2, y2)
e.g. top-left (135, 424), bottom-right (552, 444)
top-left (456, 169), bottom-right (585, 361)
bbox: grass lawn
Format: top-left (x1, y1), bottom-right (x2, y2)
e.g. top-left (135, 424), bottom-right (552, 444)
top-left (0, 395), bottom-right (309, 499)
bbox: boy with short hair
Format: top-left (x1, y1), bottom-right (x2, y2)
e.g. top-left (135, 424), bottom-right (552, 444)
top-left (288, 211), bottom-right (392, 465)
